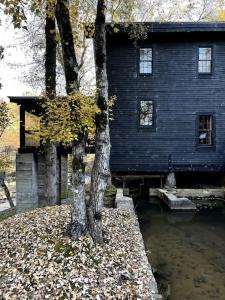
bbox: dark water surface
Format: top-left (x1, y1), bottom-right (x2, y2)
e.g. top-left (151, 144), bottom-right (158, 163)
top-left (135, 197), bottom-right (225, 300)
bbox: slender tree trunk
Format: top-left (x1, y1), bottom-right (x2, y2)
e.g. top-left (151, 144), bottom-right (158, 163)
top-left (44, 6), bottom-right (58, 206)
top-left (0, 172), bottom-right (14, 208)
top-left (87, 0), bottom-right (111, 242)
top-left (56, 0), bottom-right (87, 239)
top-left (55, 0), bottom-right (79, 94)
top-left (45, 9), bottom-right (57, 99)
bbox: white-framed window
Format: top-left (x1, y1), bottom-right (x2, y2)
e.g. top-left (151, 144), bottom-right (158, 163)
top-left (198, 47), bottom-right (212, 74)
top-left (139, 48), bottom-right (152, 74)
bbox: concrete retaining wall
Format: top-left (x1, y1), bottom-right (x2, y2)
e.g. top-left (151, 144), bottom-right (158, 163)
top-left (176, 188), bottom-right (225, 198)
top-left (150, 188), bottom-right (225, 199)
top-left (16, 153), bottom-right (39, 213)
top-left (115, 189), bottom-right (162, 299)
top-left (37, 154), bottom-right (46, 207)
top-left (16, 153), bottom-right (68, 212)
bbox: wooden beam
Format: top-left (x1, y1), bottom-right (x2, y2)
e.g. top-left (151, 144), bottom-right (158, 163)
top-left (115, 174), bottom-right (165, 181)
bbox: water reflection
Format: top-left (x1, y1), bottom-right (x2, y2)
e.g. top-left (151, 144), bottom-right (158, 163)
top-left (167, 211), bottom-right (195, 224)
top-left (135, 197), bottom-right (225, 300)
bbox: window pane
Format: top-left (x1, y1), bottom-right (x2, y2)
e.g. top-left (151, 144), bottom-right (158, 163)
top-left (199, 115), bottom-right (212, 145)
top-left (140, 100), bottom-right (153, 126)
top-left (140, 48), bottom-right (152, 74)
top-left (199, 48), bottom-right (211, 60)
top-left (198, 61), bottom-right (203, 73)
top-left (205, 48), bottom-right (211, 60)
top-left (140, 48), bottom-right (152, 60)
top-left (198, 60), bottom-right (211, 73)
top-left (140, 61), bottom-right (152, 74)
top-left (205, 60), bottom-right (211, 72)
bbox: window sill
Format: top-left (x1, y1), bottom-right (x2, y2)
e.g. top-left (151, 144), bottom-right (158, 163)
top-left (198, 73), bottom-right (212, 77)
top-left (196, 145), bottom-right (215, 151)
top-left (139, 73), bottom-right (153, 77)
top-left (138, 126), bottom-right (156, 132)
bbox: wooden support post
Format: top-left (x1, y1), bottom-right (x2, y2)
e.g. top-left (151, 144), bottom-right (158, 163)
top-left (165, 172), bottom-right (176, 189)
top-left (20, 105), bottom-right (25, 148)
top-left (160, 174), bottom-right (163, 188)
top-left (123, 180), bottom-right (129, 196)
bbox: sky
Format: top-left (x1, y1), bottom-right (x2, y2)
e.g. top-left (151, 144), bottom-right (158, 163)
top-left (0, 17), bottom-right (33, 101)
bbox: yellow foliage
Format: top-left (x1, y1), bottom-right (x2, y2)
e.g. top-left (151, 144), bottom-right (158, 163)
top-left (128, 23), bottom-right (148, 44)
top-left (39, 92), bottom-right (99, 145)
top-left (215, 10), bottom-right (225, 21)
top-left (113, 27), bottom-right (119, 33)
top-left (0, 103), bottom-right (19, 149)
top-left (107, 95), bottom-right (116, 121)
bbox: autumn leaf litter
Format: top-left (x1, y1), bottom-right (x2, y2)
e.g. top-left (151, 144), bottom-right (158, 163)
top-left (0, 206), bottom-right (156, 299)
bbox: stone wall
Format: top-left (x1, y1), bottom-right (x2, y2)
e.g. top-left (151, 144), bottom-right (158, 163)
top-left (16, 153), bottom-right (38, 213)
top-left (37, 154), bottom-right (46, 207)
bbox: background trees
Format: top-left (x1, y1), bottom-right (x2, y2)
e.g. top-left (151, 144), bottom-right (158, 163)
top-left (0, 98), bottom-right (15, 208)
top-left (0, 102), bottom-right (10, 138)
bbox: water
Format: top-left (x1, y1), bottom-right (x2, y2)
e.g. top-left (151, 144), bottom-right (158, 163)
top-left (135, 197), bottom-right (225, 300)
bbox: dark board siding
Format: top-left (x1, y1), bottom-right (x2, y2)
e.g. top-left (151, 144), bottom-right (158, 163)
top-left (107, 35), bottom-right (225, 172)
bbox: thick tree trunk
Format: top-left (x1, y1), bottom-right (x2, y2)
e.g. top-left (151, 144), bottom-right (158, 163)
top-left (87, 0), bottom-right (111, 242)
top-left (44, 7), bottom-right (58, 206)
top-left (0, 172), bottom-right (14, 208)
top-left (70, 138), bottom-right (87, 239)
top-left (56, 0), bottom-right (87, 239)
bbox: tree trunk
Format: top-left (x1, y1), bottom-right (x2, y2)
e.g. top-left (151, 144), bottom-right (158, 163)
top-left (55, 0), bottom-right (79, 94)
top-left (45, 8), bottom-right (57, 99)
top-left (56, 0), bottom-right (87, 239)
top-left (0, 172), bottom-right (14, 208)
top-left (44, 142), bottom-right (58, 205)
top-left (44, 6), bottom-right (58, 206)
top-left (87, 0), bottom-right (111, 242)
top-left (70, 138), bottom-right (87, 239)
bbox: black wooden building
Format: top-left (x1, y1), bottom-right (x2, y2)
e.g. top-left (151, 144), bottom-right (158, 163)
top-left (107, 22), bottom-right (225, 178)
